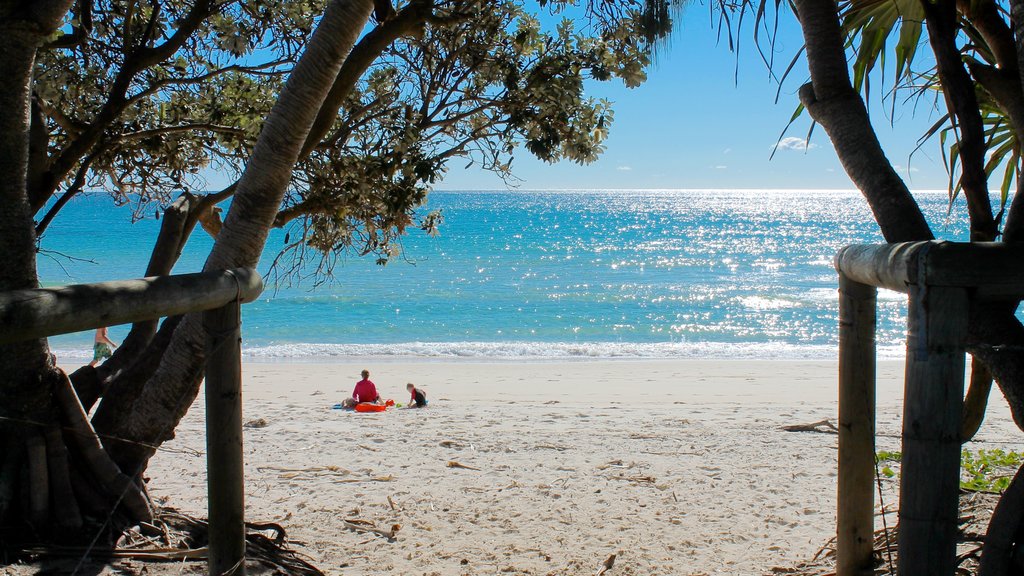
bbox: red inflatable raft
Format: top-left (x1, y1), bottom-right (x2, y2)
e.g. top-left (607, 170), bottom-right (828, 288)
top-left (354, 399), bottom-right (395, 413)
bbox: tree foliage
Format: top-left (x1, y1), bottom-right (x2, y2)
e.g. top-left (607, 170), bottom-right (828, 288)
top-left (34, 0), bottom-right (655, 272)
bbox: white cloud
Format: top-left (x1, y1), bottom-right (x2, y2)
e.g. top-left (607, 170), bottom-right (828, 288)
top-left (616, 165), bottom-right (632, 171)
top-left (714, 165), bottom-right (728, 170)
top-left (776, 137), bottom-right (817, 152)
top-left (723, 148), bottom-right (732, 155)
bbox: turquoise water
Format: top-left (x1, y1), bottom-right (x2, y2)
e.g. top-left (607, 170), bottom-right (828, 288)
top-left (39, 189), bottom-right (971, 360)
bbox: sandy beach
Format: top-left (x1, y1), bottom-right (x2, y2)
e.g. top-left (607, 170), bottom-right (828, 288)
top-left (115, 358), bottom-right (1017, 575)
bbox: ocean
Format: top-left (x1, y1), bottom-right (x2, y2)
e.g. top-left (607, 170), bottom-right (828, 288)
top-left (40, 189), bottom-right (971, 362)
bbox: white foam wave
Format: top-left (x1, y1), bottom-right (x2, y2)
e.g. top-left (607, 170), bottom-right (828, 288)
top-left (238, 341), bottom-right (907, 361)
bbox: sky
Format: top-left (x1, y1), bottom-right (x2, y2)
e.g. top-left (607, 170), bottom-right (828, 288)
top-left (438, 3), bottom-right (951, 191)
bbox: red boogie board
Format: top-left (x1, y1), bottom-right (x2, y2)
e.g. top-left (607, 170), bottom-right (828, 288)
top-left (354, 399), bottom-right (395, 413)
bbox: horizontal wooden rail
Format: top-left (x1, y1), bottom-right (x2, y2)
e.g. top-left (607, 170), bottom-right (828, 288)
top-left (835, 241), bottom-right (1024, 297)
top-left (0, 268), bottom-right (263, 344)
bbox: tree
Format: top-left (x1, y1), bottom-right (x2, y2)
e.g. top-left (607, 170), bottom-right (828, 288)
top-left (641, 0), bottom-right (1024, 570)
top-left (0, 0), bottom-right (657, 547)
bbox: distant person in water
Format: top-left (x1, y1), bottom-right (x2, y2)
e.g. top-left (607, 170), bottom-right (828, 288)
top-left (342, 369), bottom-right (381, 408)
top-left (406, 383), bottom-right (427, 408)
top-left (89, 327), bottom-right (118, 367)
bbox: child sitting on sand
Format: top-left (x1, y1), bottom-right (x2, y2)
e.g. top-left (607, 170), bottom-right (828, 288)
top-left (407, 383), bottom-right (427, 408)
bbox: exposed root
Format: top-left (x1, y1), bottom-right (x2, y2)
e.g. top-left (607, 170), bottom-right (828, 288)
top-left (44, 425), bottom-right (81, 531)
top-left (20, 507), bottom-right (326, 575)
top-left (53, 372), bottom-right (152, 522)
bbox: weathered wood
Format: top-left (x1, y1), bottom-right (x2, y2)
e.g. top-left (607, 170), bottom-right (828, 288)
top-left (0, 268), bottom-right (262, 344)
top-left (834, 242), bottom-right (931, 293)
top-left (835, 241), bottom-right (1024, 296)
top-left (205, 301), bottom-right (246, 576)
top-left (836, 274), bottom-right (877, 576)
top-left (898, 285), bottom-right (969, 576)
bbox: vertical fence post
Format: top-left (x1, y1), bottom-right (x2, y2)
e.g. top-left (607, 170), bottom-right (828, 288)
top-left (205, 300), bottom-right (246, 576)
top-left (898, 285), bottom-right (968, 576)
top-left (837, 273), bottom-right (877, 576)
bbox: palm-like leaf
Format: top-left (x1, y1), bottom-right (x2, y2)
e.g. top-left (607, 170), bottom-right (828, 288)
top-left (839, 0), bottom-right (925, 94)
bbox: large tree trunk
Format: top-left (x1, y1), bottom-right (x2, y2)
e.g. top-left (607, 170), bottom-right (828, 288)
top-left (0, 0), bottom-right (135, 539)
top-left (92, 0), bottom-right (377, 476)
top-left (0, 0), bottom-right (70, 529)
top-left (792, 0), bottom-right (934, 244)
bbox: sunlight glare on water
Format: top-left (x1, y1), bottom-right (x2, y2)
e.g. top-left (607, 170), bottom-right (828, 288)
top-left (41, 189), bottom-right (972, 360)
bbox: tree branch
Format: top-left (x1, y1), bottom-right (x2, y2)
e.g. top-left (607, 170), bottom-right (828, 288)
top-left (792, 0), bottom-right (933, 242)
top-left (923, 0), bottom-right (997, 240)
top-left (31, 0), bottom-right (219, 214)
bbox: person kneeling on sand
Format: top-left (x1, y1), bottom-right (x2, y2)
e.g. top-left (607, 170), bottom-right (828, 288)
top-left (406, 383), bottom-right (427, 408)
top-left (341, 369), bottom-right (381, 408)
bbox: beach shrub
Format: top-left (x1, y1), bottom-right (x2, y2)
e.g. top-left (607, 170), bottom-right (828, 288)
top-left (874, 449), bottom-right (1024, 494)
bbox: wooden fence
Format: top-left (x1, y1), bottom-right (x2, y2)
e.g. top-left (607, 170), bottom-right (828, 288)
top-left (834, 241), bottom-right (1024, 576)
top-left (0, 267), bottom-right (263, 576)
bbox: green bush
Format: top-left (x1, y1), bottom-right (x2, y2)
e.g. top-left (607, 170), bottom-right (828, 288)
top-left (873, 449), bottom-right (1022, 493)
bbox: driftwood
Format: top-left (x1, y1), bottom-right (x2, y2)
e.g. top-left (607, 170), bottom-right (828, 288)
top-left (780, 419), bottom-right (838, 434)
top-left (446, 461), bottom-right (480, 471)
top-left (342, 519), bottom-right (401, 541)
top-left (596, 553), bottom-right (616, 575)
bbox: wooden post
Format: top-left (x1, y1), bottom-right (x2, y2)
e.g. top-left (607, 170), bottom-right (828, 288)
top-left (898, 285), bottom-right (968, 576)
top-left (205, 301), bottom-right (246, 576)
top-left (836, 273), bottom-right (877, 576)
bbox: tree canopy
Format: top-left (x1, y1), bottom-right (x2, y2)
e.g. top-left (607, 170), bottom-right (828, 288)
top-left (34, 0), bottom-right (656, 269)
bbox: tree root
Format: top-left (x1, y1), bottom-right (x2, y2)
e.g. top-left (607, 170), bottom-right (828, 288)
top-left (53, 372), bottom-right (151, 522)
top-left (18, 508), bottom-right (326, 575)
top-left (962, 356), bottom-right (993, 442)
top-left (979, 463), bottom-right (1024, 575)
top-left (44, 425), bottom-right (81, 531)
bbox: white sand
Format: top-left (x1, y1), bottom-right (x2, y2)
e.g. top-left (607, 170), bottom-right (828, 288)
top-left (136, 359), bottom-right (1019, 575)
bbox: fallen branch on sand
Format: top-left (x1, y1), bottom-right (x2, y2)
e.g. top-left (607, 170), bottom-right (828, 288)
top-left (258, 465), bottom-right (393, 483)
top-left (446, 460), bottom-right (480, 471)
top-left (535, 443), bottom-right (569, 451)
top-left (780, 420), bottom-right (838, 434)
top-left (259, 465), bottom-right (352, 478)
top-left (596, 553), bottom-right (616, 575)
top-left (343, 519), bottom-right (402, 541)
top-left (607, 475), bottom-right (656, 485)
top-left (24, 507), bottom-right (325, 575)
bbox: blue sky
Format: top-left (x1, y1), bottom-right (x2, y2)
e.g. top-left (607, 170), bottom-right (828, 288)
top-left (439, 3), bottom-right (951, 191)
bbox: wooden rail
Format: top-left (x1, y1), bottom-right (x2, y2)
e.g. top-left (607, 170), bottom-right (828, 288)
top-left (0, 267), bottom-right (263, 575)
top-left (0, 268), bottom-right (262, 344)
